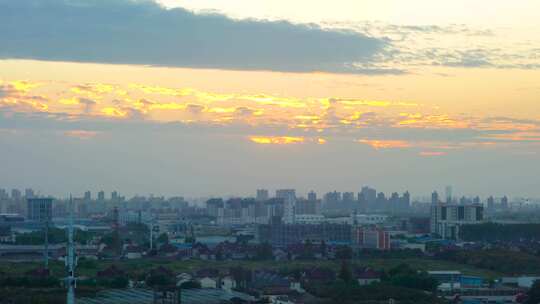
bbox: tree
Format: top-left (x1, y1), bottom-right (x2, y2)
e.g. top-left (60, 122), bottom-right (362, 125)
top-left (146, 274), bottom-right (173, 287)
top-left (215, 247), bottom-right (224, 260)
top-left (299, 240), bottom-right (315, 259)
top-left (157, 233), bottom-right (169, 246)
top-left (461, 223), bottom-right (540, 242)
top-left (255, 243), bottom-right (273, 260)
top-left (97, 276), bottom-right (129, 288)
top-left (15, 227), bottom-right (93, 245)
top-left (335, 245), bottom-right (353, 260)
top-left (179, 281), bottom-right (201, 289)
top-left (230, 267), bottom-right (252, 290)
top-left (526, 280), bottom-right (540, 304)
top-left (320, 240), bottom-right (328, 258)
top-left (338, 260), bottom-right (353, 283)
top-left (386, 264), bottom-right (438, 292)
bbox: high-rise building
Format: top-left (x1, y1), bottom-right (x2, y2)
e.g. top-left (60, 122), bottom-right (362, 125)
top-left (111, 191), bottom-right (118, 201)
top-left (431, 191), bottom-right (439, 205)
top-left (342, 192), bottom-right (355, 202)
top-left (275, 189), bottom-right (296, 202)
top-left (307, 191), bottom-right (317, 202)
top-left (430, 204), bottom-right (484, 240)
top-left (324, 191), bottom-right (341, 206)
top-left (84, 191), bottom-right (91, 201)
top-left (445, 186), bottom-right (453, 203)
top-left (24, 188), bottom-right (35, 198)
top-left (206, 198), bottom-right (224, 218)
top-left (389, 192), bottom-right (400, 212)
top-left (0, 189), bottom-right (8, 200)
top-left (276, 189), bottom-right (296, 224)
top-left (295, 198), bottom-right (319, 215)
top-left (501, 196), bottom-right (509, 210)
top-left (401, 191), bottom-right (411, 211)
top-left (256, 189), bottom-right (269, 202)
top-left (11, 189), bottom-right (21, 200)
top-left (360, 186), bottom-right (377, 209)
top-left (487, 196), bottom-right (495, 212)
top-left (376, 192), bottom-right (387, 210)
top-left (98, 191), bottom-right (105, 201)
top-left (27, 198), bottom-right (53, 222)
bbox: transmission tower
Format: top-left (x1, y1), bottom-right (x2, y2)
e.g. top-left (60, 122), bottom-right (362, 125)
top-left (66, 196), bottom-right (77, 304)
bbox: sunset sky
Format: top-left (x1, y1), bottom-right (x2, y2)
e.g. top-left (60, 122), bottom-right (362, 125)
top-left (1, 0), bottom-right (539, 198)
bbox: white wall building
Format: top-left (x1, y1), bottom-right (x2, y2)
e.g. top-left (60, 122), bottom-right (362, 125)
top-left (430, 204), bottom-right (484, 240)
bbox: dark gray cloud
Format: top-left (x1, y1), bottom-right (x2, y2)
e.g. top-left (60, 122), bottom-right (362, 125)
top-left (0, 0), bottom-right (389, 74)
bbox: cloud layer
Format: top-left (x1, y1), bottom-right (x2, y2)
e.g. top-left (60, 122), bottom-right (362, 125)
top-left (0, 0), bottom-right (387, 74)
top-left (2, 78), bottom-right (540, 157)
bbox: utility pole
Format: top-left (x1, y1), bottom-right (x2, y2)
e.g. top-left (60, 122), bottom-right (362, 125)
top-left (66, 195), bottom-right (77, 304)
top-left (44, 217), bottom-right (49, 270)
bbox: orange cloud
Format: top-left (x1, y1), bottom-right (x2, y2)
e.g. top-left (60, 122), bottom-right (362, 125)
top-left (485, 132), bottom-right (540, 142)
top-left (249, 136), bottom-right (305, 145)
top-left (419, 151), bottom-right (447, 156)
top-left (397, 113), bottom-right (470, 129)
top-left (358, 139), bottom-right (411, 149)
top-left (64, 130), bottom-right (99, 139)
top-left (337, 99), bottom-right (391, 107)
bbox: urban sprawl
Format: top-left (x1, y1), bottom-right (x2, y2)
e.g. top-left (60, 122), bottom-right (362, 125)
top-left (1, 187), bottom-right (540, 304)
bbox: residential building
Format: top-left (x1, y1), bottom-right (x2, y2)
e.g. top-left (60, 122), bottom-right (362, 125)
top-left (276, 189), bottom-right (296, 224)
top-left (430, 204), bottom-right (484, 240)
top-left (256, 189), bottom-right (269, 202)
top-left (27, 198), bottom-right (53, 222)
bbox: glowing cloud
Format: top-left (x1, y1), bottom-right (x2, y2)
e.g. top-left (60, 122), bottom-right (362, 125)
top-left (358, 139), bottom-right (411, 149)
top-left (2, 78), bottom-right (540, 154)
top-left (249, 136), bottom-right (305, 145)
top-left (59, 97), bottom-right (80, 105)
top-left (101, 107), bottom-right (128, 118)
top-left (485, 132), bottom-right (540, 142)
top-left (10, 80), bottom-right (41, 92)
top-left (419, 151), bottom-right (447, 157)
top-left (64, 130), bottom-right (100, 139)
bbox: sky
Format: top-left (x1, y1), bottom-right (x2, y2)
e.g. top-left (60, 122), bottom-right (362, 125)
top-left (1, 0), bottom-right (539, 199)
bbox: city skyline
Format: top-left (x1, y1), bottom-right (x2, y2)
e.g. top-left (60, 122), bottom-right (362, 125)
top-left (0, 185), bottom-right (527, 203)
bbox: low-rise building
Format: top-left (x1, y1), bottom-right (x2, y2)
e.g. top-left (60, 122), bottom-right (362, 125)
top-left (354, 228), bottom-right (390, 250)
top-left (257, 223), bottom-right (352, 246)
top-left (428, 271), bottom-right (462, 291)
top-left (355, 268), bottom-right (382, 286)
